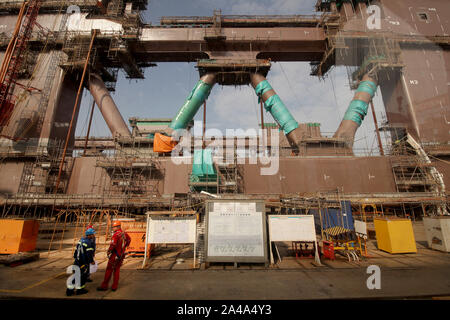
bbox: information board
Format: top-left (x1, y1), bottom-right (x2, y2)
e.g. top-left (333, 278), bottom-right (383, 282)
top-left (267, 214), bottom-right (321, 265)
top-left (205, 200), bottom-right (267, 263)
top-left (354, 220), bottom-right (368, 239)
top-left (268, 215), bottom-right (316, 242)
top-left (147, 216), bottom-right (196, 244)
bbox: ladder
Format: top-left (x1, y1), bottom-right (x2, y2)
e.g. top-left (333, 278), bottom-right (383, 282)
top-left (0, 0), bottom-right (42, 128)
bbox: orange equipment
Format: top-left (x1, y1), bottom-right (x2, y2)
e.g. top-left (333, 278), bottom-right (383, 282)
top-left (153, 132), bottom-right (177, 153)
top-left (0, 219), bottom-right (39, 254)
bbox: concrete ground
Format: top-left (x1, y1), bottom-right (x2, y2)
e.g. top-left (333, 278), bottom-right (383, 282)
top-left (0, 221), bottom-right (449, 300)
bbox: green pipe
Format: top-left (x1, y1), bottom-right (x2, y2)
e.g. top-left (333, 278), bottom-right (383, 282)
top-left (254, 80), bottom-right (299, 134)
top-left (342, 80), bottom-right (377, 126)
top-left (169, 79), bottom-right (213, 130)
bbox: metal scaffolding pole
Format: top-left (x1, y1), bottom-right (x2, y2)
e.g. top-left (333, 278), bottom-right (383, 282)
top-left (55, 30), bottom-right (97, 193)
top-left (83, 99), bottom-right (96, 156)
top-left (370, 101), bottom-right (384, 156)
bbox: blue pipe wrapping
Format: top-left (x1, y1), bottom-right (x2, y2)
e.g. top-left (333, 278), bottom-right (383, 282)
top-left (169, 80), bottom-right (213, 130)
top-left (343, 80), bottom-right (378, 126)
top-left (355, 80), bottom-right (377, 96)
top-left (264, 95), bottom-right (299, 134)
top-left (254, 80), bottom-right (298, 134)
top-left (255, 80), bottom-right (273, 103)
top-left (343, 100), bottom-right (368, 126)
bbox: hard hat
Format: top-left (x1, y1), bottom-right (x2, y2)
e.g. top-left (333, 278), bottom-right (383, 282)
top-left (112, 221), bottom-right (121, 227)
top-left (86, 224), bottom-right (94, 230)
top-left (85, 228), bottom-right (96, 236)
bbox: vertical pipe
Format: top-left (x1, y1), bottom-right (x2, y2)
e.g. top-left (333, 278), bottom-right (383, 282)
top-left (202, 101), bottom-right (206, 149)
top-left (82, 99), bottom-right (96, 156)
top-left (54, 30), bottom-right (96, 193)
top-left (260, 100), bottom-right (264, 130)
top-left (370, 101), bottom-right (384, 155)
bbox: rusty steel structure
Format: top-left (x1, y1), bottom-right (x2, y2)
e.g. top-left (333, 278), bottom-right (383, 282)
top-left (0, 0), bottom-right (448, 220)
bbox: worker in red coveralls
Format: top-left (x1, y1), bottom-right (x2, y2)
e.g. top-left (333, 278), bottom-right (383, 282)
top-left (97, 221), bottom-right (130, 291)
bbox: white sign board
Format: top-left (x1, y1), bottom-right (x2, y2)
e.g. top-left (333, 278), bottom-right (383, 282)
top-left (147, 217), bottom-right (196, 244)
top-left (206, 201), bottom-right (267, 263)
top-left (267, 214), bottom-right (321, 265)
top-left (208, 211), bottom-right (264, 257)
top-left (354, 220), bottom-right (368, 239)
top-left (268, 215), bottom-right (316, 242)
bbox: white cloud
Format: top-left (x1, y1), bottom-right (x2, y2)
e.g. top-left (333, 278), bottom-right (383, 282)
top-left (194, 0), bottom-right (317, 15)
top-left (204, 62), bottom-right (387, 154)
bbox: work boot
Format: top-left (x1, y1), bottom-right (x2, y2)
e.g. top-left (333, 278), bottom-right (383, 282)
top-left (97, 286), bottom-right (107, 291)
top-left (86, 278), bottom-right (93, 282)
top-left (111, 288), bottom-right (117, 292)
top-left (76, 288), bottom-right (88, 295)
top-left (66, 288), bottom-right (74, 296)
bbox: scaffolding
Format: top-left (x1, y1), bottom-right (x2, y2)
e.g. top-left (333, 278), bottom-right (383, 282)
top-left (216, 146), bottom-right (244, 194)
top-left (13, 139), bottom-right (74, 195)
top-left (347, 33), bottom-right (403, 87)
top-left (389, 141), bottom-right (437, 193)
top-left (0, 0), bottom-right (42, 129)
top-left (312, 31), bottom-right (403, 80)
top-left (204, 10), bottom-right (226, 41)
top-left (96, 140), bottom-right (163, 198)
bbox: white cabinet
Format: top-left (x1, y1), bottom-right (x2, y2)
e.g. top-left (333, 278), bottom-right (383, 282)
top-left (423, 216), bottom-right (450, 252)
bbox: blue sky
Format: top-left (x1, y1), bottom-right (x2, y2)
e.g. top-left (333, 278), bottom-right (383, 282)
top-left (75, 0), bottom-right (388, 155)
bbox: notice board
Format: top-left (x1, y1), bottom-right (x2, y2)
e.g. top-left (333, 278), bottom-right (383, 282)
top-left (268, 215), bottom-right (316, 242)
top-left (267, 214), bottom-right (321, 265)
top-left (205, 200), bottom-right (267, 264)
top-left (147, 216), bottom-right (196, 244)
top-left (354, 220), bottom-right (368, 239)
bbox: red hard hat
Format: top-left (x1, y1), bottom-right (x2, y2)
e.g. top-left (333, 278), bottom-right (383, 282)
top-left (112, 221), bottom-right (121, 227)
top-left (86, 224), bottom-right (93, 230)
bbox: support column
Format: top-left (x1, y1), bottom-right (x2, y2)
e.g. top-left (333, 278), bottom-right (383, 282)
top-left (250, 73), bottom-right (302, 150)
top-left (88, 73), bottom-right (131, 138)
top-left (334, 74), bottom-right (378, 147)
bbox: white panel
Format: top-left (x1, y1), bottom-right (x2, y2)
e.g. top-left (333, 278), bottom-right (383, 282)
top-left (423, 217), bottom-right (450, 252)
top-left (207, 203), bottom-right (264, 257)
top-left (147, 217), bottom-right (196, 244)
top-left (354, 220), bottom-right (368, 239)
top-left (268, 215), bottom-right (316, 242)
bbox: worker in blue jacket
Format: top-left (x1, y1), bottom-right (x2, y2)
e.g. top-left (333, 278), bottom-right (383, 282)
top-left (85, 225), bottom-right (96, 282)
top-left (66, 228), bottom-right (96, 296)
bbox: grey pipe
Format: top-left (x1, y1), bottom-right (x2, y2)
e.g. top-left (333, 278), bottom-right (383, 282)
top-left (88, 73), bottom-right (131, 138)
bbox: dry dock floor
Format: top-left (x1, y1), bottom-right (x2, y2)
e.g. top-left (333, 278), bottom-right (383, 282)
top-left (0, 221), bottom-right (449, 299)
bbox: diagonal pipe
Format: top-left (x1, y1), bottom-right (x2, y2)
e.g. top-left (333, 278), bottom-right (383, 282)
top-left (333, 73), bottom-right (378, 147)
top-left (250, 73), bottom-right (303, 150)
top-left (88, 73), bottom-right (131, 138)
top-left (169, 73), bottom-right (216, 131)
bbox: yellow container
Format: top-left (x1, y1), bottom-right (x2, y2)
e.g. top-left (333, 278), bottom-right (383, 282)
top-left (0, 219), bottom-right (40, 254)
top-left (374, 217), bottom-right (417, 254)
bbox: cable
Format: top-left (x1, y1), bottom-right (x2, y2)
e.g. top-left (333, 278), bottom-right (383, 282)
top-left (329, 69), bottom-right (342, 119)
top-left (278, 62), bottom-right (302, 103)
top-left (250, 85), bottom-right (260, 127)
